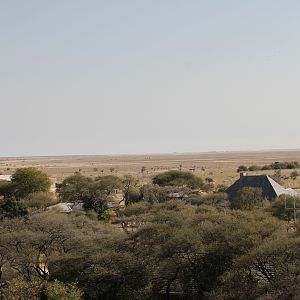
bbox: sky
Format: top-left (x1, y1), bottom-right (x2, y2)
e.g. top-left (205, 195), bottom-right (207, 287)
top-left (1, 1), bottom-right (300, 157)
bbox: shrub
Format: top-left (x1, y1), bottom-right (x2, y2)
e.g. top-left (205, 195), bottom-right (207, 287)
top-left (45, 280), bottom-right (83, 300)
top-left (248, 165), bottom-right (261, 171)
top-left (237, 165), bottom-right (248, 173)
top-left (0, 197), bottom-right (28, 219)
top-left (231, 187), bottom-right (263, 210)
top-left (25, 192), bottom-right (58, 210)
top-left (153, 170), bottom-right (203, 189)
top-left (216, 184), bottom-right (229, 193)
top-left (290, 170), bottom-right (299, 180)
top-left (270, 161), bottom-right (299, 170)
top-left (261, 165), bottom-right (272, 170)
top-left (268, 195), bottom-right (300, 221)
top-left (188, 193), bottom-right (229, 208)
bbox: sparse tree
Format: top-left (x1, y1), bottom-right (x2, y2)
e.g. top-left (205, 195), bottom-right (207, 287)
top-left (83, 175), bottom-right (123, 214)
top-left (122, 175), bottom-right (139, 206)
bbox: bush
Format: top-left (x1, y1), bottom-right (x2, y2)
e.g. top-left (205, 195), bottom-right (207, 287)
top-left (268, 195), bottom-right (300, 221)
top-left (25, 192), bottom-right (58, 210)
top-left (0, 197), bottom-right (28, 219)
top-left (248, 165), bottom-right (261, 171)
top-left (237, 165), bottom-right (248, 173)
top-left (237, 162), bottom-right (300, 172)
top-left (98, 209), bottom-right (117, 222)
top-left (231, 187), bottom-right (263, 210)
top-left (261, 165), bottom-right (272, 170)
top-left (45, 280), bottom-right (83, 300)
top-left (123, 188), bottom-right (141, 205)
top-left (153, 170), bottom-right (203, 189)
top-left (216, 184), bottom-right (229, 193)
top-left (0, 179), bottom-right (14, 197)
top-left (188, 193), bottom-right (229, 208)
top-left (270, 161), bottom-right (299, 170)
top-left (290, 170), bottom-right (299, 180)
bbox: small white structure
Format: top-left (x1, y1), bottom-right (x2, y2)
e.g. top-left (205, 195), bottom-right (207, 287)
top-left (47, 202), bottom-right (84, 213)
top-left (0, 175), bottom-right (12, 181)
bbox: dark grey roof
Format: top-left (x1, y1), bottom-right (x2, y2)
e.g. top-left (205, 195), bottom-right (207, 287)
top-left (226, 174), bottom-right (299, 200)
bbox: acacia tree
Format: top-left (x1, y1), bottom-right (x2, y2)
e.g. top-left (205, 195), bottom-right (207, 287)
top-left (57, 174), bottom-right (93, 203)
top-left (122, 175), bottom-right (139, 206)
top-left (122, 201), bottom-right (282, 298)
top-left (10, 167), bottom-right (51, 199)
top-left (83, 175), bottom-right (122, 214)
top-left (214, 234), bottom-right (300, 299)
top-left (0, 212), bottom-right (73, 284)
top-left (58, 174), bottom-right (122, 215)
top-left (153, 170), bottom-right (203, 189)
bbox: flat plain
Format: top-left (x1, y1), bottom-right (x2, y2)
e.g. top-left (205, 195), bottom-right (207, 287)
top-left (1, 150), bottom-right (300, 191)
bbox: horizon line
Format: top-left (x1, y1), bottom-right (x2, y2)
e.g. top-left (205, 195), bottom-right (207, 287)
top-left (1, 147), bottom-right (300, 160)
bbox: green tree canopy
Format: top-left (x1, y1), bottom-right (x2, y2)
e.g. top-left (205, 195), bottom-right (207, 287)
top-left (10, 167), bottom-right (51, 199)
top-left (0, 198), bottom-right (290, 299)
top-left (83, 175), bottom-right (122, 214)
top-left (152, 170), bottom-right (203, 189)
top-left (57, 174), bottom-right (93, 203)
top-left (57, 174), bottom-right (122, 215)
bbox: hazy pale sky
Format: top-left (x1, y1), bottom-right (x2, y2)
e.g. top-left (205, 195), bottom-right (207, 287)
top-left (1, 1), bottom-right (300, 157)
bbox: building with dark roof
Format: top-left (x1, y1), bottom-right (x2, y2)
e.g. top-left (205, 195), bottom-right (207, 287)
top-left (226, 172), bottom-right (299, 200)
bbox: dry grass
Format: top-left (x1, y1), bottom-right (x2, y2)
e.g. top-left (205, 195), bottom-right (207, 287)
top-left (1, 150), bottom-right (300, 191)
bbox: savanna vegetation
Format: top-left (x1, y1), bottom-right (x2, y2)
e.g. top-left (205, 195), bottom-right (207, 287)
top-left (0, 168), bottom-right (299, 299)
top-left (237, 161), bottom-right (300, 173)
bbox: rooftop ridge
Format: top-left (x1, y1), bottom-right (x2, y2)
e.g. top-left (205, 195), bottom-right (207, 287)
top-left (266, 176), bottom-right (287, 197)
top-left (227, 174), bottom-right (299, 199)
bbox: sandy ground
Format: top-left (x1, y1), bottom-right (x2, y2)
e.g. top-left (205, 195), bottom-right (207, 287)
top-left (1, 150), bottom-right (300, 191)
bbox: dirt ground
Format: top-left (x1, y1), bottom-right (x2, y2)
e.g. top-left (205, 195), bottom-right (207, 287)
top-left (1, 150), bottom-right (300, 191)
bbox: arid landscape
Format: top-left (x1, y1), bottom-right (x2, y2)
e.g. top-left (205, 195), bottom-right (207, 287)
top-left (2, 1), bottom-right (300, 298)
top-left (1, 150), bottom-right (300, 191)
top-left (1, 149), bottom-right (300, 299)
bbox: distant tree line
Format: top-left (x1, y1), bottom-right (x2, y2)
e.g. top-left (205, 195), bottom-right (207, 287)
top-left (237, 161), bottom-right (300, 173)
